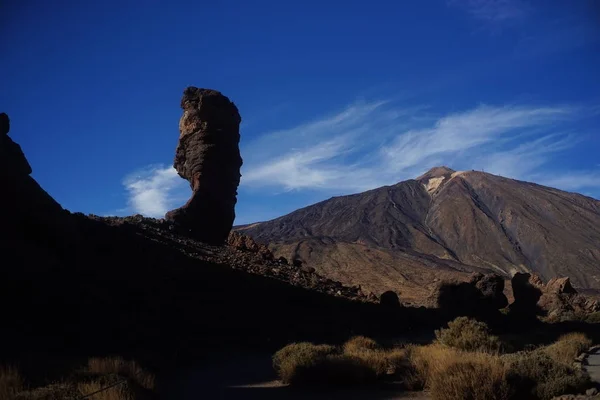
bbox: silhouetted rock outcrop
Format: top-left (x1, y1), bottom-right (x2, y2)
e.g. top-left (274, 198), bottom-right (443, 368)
top-left (510, 273), bottom-right (600, 320)
top-left (165, 87), bottom-right (243, 245)
top-left (1, 112), bottom-right (69, 257)
top-left (380, 291), bottom-right (401, 309)
top-left (430, 273), bottom-right (508, 318)
top-left (472, 273), bottom-right (509, 309)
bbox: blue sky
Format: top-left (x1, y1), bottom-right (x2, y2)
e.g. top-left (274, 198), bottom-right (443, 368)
top-left (2, 0), bottom-right (599, 224)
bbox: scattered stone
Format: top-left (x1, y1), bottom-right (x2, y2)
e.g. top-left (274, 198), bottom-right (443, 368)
top-left (227, 231), bottom-right (273, 260)
top-left (165, 87), bottom-right (243, 245)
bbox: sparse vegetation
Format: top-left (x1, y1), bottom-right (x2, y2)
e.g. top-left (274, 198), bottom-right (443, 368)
top-left (273, 327), bottom-right (594, 399)
top-left (1, 357), bottom-right (153, 400)
top-left (542, 332), bottom-right (591, 365)
top-left (78, 381), bottom-right (134, 400)
top-left (273, 337), bottom-right (410, 385)
top-left (86, 357), bottom-right (155, 390)
top-left (0, 366), bottom-right (23, 400)
top-left (435, 316), bottom-right (502, 353)
top-left (504, 350), bottom-right (590, 400)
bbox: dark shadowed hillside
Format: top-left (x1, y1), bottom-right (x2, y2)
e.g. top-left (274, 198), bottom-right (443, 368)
top-left (239, 167), bottom-right (600, 303)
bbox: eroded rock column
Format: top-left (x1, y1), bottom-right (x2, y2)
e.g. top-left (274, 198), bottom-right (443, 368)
top-left (165, 87), bottom-right (243, 244)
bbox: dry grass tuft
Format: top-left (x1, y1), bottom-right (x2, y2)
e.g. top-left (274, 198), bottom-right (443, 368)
top-left (435, 316), bottom-right (502, 353)
top-left (78, 381), bottom-right (133, 400)
top-left (343, 336), bottom-right (380, 353)
top-left (543, 332), bottom-right (591, 365)
top-left (409, 344), bottom-right (511, 399)
top-left (0, 366), bottom-right (23, 400)
top-left (430, 356), bottom-right (510, 400)
top-left (87, 357), bottom-right (154, 390)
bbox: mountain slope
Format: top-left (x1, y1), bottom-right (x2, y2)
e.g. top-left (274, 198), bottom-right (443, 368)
top-left (239, 167), bottom-right (600, 302)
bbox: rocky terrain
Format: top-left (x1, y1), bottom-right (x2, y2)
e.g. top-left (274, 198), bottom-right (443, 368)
top-left (239, 166), bottom-right (600, 303)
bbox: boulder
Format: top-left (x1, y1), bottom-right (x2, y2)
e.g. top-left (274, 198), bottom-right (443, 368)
top-left (165, 88), bottom-right (243, 245)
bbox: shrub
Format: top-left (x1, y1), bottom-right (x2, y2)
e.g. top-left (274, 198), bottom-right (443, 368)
top-left (585, 311), bottom-right (600, 324)
top-left (435, 316), bottom-right (502, 353)
top-left (543, 332), bottom-right (591, 365)
top-left (86, 357), bottom-right (154, 390)
top-left (408, 344), bottom-right (463, 388)
top-left (343, 336), bottom-right (379, 353)
top-left (273, 340), bottom-right (409, 386)
top-left (429, 357), bottom-right (511, 400)
top-left (78, 381), bottom-right (133, 400)
top-left (0, 366), bottom-right (23, 400)
top-left (272, 343), bottom-right (337, 384)
top-left (504, 350), bottom-right (590, 400)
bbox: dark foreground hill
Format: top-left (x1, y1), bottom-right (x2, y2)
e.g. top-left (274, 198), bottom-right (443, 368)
top-left (239, 167), bottom-right (600, 303)
top-left (1, 111), bottom-right (429, 374)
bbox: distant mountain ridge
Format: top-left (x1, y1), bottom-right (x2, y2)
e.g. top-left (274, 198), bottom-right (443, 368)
top-left (239, 167), bottom-right (600, 303)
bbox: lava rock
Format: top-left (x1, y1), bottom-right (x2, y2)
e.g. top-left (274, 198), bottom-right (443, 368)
top-left (471, 273), bottom-right (509, 309)
top-left (165, 88), bottom-right (243, 245)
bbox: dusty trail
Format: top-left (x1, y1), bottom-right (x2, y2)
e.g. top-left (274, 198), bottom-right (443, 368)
top-left (160, 352), bottom-right (428, 400)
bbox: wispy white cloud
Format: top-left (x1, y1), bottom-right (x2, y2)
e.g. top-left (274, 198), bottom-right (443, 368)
top-left (120, 100), bottom-right (597, 219)
top-left (122, 165), bottom-right (189, 217)
top-left (537, 172), bottom-right (600, 192)
top-left (241, 101), bottom-right (585, 194)
top-left (448, 0), bottom-right (529, 22)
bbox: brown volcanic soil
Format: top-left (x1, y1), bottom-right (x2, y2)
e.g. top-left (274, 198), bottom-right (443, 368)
top-left (239, 167), bottom-right (600, 302)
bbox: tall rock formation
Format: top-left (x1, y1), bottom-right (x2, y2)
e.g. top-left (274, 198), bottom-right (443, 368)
top-left (165, 88), bottom-right (243, 244)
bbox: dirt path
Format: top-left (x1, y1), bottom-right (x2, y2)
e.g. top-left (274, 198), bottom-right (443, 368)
top-left (586, 348), bottom-right (600, 383)
top-left (159, 352), bottom-right (429, 400)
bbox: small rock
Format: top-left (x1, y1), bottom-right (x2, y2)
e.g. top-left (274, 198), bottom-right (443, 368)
top-left (586, 388), bottom-right (598, 396)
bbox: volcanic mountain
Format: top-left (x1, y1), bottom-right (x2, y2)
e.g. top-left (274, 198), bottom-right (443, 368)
top-left (239, 167), bottom-right (600, 304)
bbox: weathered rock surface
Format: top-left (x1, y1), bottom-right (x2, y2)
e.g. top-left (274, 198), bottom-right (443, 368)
top-left (510, 273), bottom-right (600, 319)
top-left (165, 87), bottom-right (243, 245)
